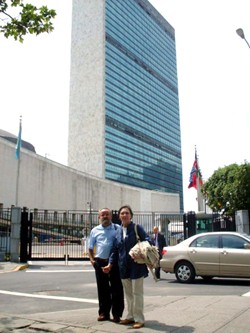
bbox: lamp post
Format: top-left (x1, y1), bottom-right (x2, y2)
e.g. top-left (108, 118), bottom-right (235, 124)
top-left (87, 201), bottom-right (92, 230)
top-left (236, 28), bottom-right (250, 48)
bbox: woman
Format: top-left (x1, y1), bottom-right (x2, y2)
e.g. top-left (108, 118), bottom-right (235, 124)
top-left (113, 204), bottom-right (151, 329)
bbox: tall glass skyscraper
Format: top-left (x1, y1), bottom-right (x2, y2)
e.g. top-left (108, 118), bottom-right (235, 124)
top-left (69, 0), bottom-right (183, 210)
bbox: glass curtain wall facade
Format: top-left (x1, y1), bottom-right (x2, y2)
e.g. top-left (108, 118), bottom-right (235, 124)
top-left (105, 0), bottom-right (183, 210)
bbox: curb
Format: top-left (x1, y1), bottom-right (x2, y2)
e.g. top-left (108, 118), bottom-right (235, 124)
top-left (0, 263), bottom-right (29, 273)
top-left (13, 264), bottom-right (29, 272)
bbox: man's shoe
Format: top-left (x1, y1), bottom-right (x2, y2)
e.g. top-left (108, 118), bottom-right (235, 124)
top-left (133, 322), bottom-right (144, 329)
top-left (97, 314), bottom-right (110, 321)
top-left (111, 316), bottom-right (120, 323)
top-left (119, 318), bottom-right (135, 325)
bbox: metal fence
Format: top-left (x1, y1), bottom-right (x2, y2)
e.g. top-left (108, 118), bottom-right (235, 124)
top-left (29, 209), bottom-right (184, 260)
top-left (0, 208), bottom-right (11, 261)
top-left (0, 208), bottom-right (184, 261)
top-left (30, 209), bottom-right (98, 260)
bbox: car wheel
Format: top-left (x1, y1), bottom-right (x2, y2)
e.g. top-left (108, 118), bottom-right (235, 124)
top-left (175, 261), bottom-right (195, 283)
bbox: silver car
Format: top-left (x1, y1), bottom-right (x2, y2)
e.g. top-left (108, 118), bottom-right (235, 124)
top-left (160, 231), bottom-right (250, 283)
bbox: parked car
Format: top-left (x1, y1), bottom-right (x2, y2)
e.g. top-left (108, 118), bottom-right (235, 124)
top-left (160, 231), bottom-right (250, 283)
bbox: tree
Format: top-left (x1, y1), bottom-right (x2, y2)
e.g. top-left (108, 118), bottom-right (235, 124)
top-left (201, 162), bottom-right (250, 217)
top-left (0, 0), bottom-right (56, 42)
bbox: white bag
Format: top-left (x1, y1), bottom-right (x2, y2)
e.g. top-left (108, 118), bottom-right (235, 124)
top-left (129, 240), bottom-right (159, 268)
top-left (129, 225), bottom-right (160, 281)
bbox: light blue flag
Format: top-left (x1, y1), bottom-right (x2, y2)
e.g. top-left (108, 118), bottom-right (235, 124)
top-left (15, 120), bottom-right (22, 160)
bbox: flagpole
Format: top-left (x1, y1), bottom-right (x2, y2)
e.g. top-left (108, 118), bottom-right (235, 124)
top-left (15, 116), bottom-right (22, 207)
top-left (197, 177), bottom-right (204, 212)
top-left (15, 157), bottom-right (21, 206)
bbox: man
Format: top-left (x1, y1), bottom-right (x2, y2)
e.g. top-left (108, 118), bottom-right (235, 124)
top-left (152, 226), bottom-right (167, 280)
top-left (88, 208), bottom-right (124, 322)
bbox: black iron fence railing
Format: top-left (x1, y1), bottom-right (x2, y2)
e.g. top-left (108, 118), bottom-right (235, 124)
top-left (0, 208), bottom-right (11, 260)
top-left (28, 209), bottom-right (184, 260)
top-left (0, 207), bottom-right (184, 261)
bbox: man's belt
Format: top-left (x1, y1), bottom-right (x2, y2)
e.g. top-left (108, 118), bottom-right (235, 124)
top-left (95, 257), bottom-right (109, 262)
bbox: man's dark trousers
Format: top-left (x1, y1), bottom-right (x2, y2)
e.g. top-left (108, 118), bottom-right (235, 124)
top-left (154, 233), bottom-right (167, 279)
top-left (94, 258), bottom-right (124, 318)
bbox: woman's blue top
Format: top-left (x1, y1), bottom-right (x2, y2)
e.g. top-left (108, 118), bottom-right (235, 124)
top-left (111, 222), bottom-right (152, 279)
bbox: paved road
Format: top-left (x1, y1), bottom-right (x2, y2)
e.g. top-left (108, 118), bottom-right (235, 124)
top-left (1, 261), bottom-right (250, 332)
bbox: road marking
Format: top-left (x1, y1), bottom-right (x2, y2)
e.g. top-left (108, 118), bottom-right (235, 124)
top-left (26, 269), bottom-right (94, 273)
top-left (0, 290), bottom-right (98, 304)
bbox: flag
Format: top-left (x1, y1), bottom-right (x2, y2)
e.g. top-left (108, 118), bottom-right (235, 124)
top-left (15, 118), bottom-right (22, 160)
top-left (188, 150), bottom-right (203, 189)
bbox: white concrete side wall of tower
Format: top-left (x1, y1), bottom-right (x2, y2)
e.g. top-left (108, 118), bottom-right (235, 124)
top-left (0, 138), bottom-right (180, 212)
top-left (68, 0), bottom-right (105, 177)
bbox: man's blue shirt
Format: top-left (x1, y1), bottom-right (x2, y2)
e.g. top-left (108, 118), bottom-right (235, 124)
top-left (88, 223), bottom-right (120, 259)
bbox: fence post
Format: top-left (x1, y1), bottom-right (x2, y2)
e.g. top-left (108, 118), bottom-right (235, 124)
top-left (20, 208), bottom-right (29, 263)
top-left (185, 211), bottom-right (196, 238)
top-left (10, 207), bottom-right (22, 262)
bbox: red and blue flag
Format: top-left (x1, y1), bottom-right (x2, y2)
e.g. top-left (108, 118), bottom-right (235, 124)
top-left (188, 151), bottom-right (203, 189)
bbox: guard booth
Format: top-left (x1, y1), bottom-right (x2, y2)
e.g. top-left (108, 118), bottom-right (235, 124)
top-left (196, 212), bottom-right (215, 233)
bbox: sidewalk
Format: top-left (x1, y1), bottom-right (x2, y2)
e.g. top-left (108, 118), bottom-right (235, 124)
top-left (0, 261), bottom-right (28, 274)
top-left (0, 262), bottom-right (250, 332)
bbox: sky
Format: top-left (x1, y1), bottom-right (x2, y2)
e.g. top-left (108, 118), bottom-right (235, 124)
top-left (1, 0), bottom-right (250, 212)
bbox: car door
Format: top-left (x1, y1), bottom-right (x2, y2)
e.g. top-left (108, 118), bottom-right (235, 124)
top-left (219, 234), bottom-right (250, 277)
top-left (188, 234), bottom-right (220, 275)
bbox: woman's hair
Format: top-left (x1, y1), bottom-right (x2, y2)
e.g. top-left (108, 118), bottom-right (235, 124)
top-left (118, 204), bottom-right (133, 218)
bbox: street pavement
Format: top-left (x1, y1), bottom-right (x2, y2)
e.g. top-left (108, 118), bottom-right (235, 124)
top-left (0, 262), bottom-right (250, 333)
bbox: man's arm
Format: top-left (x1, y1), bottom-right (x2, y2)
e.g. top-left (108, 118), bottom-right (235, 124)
top-left (88, 248), bottom-right (95, 266)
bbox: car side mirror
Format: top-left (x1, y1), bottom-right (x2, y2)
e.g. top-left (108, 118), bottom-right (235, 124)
top-left (244, 243), bottom-right (250, 249)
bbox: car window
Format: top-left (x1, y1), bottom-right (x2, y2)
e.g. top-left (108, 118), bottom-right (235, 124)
top-left (222, 235), bottom-right (250, 249)
top-left (190, 235), bottom-right (219, 248)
